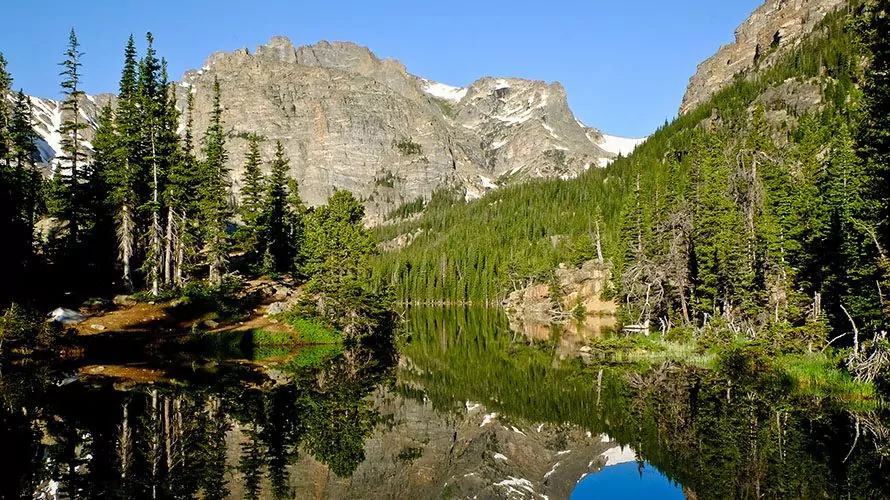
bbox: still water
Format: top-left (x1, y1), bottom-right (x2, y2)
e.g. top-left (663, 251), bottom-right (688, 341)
top-left (1, 307), bottom-right (888, 499)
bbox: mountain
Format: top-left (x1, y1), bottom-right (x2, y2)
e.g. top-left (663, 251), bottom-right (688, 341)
top-left (23, 37), bottom-right (643, 222)
top-left (680, 0), bottom-right (846, 115)
top-left (178, 37), bottom-right (642, 221)
top-left (370, 0), bottom-right (864, 306)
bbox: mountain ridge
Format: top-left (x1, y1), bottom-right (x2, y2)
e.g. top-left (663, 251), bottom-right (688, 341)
top-left (22, 36), bottom-right (644, 222)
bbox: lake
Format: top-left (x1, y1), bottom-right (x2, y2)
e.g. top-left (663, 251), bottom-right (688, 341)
top-left (2, 307), bottom-right (889, 499)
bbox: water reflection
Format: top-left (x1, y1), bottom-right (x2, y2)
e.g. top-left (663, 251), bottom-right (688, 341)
top-left (1, 307), bottom-right (890, 499)
top-left (572, 461), bottom-right (683, 499)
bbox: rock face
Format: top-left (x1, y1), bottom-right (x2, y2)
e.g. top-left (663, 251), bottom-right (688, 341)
top-left (174, 37), bottom-right (643, 222)
top-left (503, 260), bottom-right (617, 325)
top-left (679, 0), bottom-right (846, 116)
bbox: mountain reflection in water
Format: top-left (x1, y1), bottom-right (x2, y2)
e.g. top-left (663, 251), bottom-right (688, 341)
top-left (1, 307), bottom-right (889, 499)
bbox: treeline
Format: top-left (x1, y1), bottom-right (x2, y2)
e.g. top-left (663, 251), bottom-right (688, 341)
top-left (1, 31), bottom-right (385, 337)
top-left (372, 2), bottom-right (888, 340)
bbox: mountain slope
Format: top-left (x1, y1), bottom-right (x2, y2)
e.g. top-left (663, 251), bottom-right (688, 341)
top-left (371, 0), bottom-right (861, 305)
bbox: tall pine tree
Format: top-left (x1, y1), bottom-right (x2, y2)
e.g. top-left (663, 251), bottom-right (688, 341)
top-left (199, 78), bottom-right (231, 287)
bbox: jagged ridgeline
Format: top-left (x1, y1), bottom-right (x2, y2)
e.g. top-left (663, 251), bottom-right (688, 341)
top-left (372, 0), bottom-right (864, 320)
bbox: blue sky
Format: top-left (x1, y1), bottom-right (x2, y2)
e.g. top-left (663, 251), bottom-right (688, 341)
top-left (0, 0), bottom-right (762, 137)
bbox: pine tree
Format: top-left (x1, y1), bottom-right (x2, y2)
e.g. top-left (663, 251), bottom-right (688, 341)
top-left (857, 0), bottom-right (890, 323)
top-left (259, 141), bottom-right (294, 274)
top-left (239, 134), bottom-right (265, 262)
top-left (10, 91), bottom-right (40, 251)
top-left (160, 62), bottom-right (192, 287)
top-left (138, 32), bottom-right (165, 296)
top-left (55, 28), bottom-right (89, 252)
top-left (0, 53), bottom-right (12, 168)
top-left (199, 78), bottom-right (231, 287)
top-left (110, 34), bottom-right (141, 291)
top-left (85, 104), bottom-right (119, 283)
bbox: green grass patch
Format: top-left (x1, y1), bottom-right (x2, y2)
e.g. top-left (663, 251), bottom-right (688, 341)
top-left (250, 329), bottom-right (298, 346)
top-left (276, 314), bottom-right (344, 344)
top-left (777, 353), bottom-right (875, 403)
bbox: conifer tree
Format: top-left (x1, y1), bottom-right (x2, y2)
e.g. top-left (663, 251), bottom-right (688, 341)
top-left (85, 104), bottom-right (119, 282)
top-left (857, 0), bottom-right (890, 323)
top-left (55, 28), bottom-right (89, 251)
top-left (110, 35), bottom-right (141, 291)
top-left (160, 62), bottom-right (192, 287)
top-left (10, 91), bottom-right (40, 249)
top-left (199, 78), bottom-right (231, 287)
top-left (259, 141), bottom-right (294, 273)
top-left (239, 134), bottom-right (265, 262)
top-left (138, 32), bottom-right (164, 296)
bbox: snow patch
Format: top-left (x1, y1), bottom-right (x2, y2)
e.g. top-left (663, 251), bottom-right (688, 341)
top-left (491, 139), bottom-right (508, 150)
top-left (557, 450), bottom-right (572, 456)
top-left (466, 401), bottom-right (481, 412)
top-left (479, 175), bottom-right (498, 190)
top-left (494, 453), bottom-right (509, 462)
top-left (494, 477), bottom-right (536, 496)
top-left (600, 433), bottom-right (612, 443)
top-left (597, 134), bottom-right (646, 157)
top-left (423, 80), bottom-right (467, 102)
top-left (542, 122), bottom-right (560, 139)
top-left (601, 445), bottom-right (637, 467)
top-left (480, 413), bottom-right (498, 427)
top-left (544, 462), bottom-right (561, 479)
top-left (510, 425), bottom-right (526, 436)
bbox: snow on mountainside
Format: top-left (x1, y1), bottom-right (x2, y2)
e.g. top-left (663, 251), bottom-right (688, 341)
top-left (597, 134), bottom-right (646, 157)
top-left (421, 80), bottom-right (467, 102)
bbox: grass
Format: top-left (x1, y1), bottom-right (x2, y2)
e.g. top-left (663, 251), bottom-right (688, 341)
top-left (583, 333), bottom-right (875, 404)
top-left (276, 314), bottom-right (343, 345)
top-left (776, 353), bottom-right (876, 403)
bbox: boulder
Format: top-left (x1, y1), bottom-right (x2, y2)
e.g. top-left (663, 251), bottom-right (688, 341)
top-left (267, 301), bottom-right (289, 316)
top-left (48, 307), bottom-right (86, 325)
top-left (113, 295), bottom-right (138, 307)
top-left (203, 319), bottom-right (219, 329)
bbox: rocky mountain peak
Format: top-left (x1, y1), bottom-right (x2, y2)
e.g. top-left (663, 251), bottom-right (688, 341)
top-left (679, 0), bottom-right (846, 115)
top-left (255, 35), bottom-right (297, 64)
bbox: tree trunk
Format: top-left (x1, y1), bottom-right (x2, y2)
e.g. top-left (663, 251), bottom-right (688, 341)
top-left (119, 204), bottom-right (134, 292)
top-left (151, 136), bottom-right (161, 297)
top-left (164, 206), bottom-right (173, 285)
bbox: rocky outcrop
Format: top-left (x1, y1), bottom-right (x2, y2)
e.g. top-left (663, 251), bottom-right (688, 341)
top-left (503, 260), bottom-right (617, 333)
top-left (679, 0), bottom-right (846, 116)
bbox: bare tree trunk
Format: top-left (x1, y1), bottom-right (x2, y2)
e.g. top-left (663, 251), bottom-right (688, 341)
top-left (176, 211), bottom-right (186, 286)
top-left (164, 206), bottom-right (174, 286)
top-left (595, 220), bottom-right (604, 264)
top-left (119, 204), bottom-right (134, 292)
top-left (150, 134), bottom-right (161, 297)
top-left (119, 401), bottom-right (131, 479)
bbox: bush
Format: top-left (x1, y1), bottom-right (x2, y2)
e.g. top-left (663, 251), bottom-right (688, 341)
top-left (393, 137), bottom-right (423, 156)
top-left (0, 303), bottom-right (65, 355)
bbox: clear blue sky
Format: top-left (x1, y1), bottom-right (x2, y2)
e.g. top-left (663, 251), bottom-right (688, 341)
top-left (0, 0), bottom-right (762, 138)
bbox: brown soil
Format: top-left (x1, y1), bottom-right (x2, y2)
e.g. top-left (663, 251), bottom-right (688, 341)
top-left (75, 302), bottom-right (174, 335)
